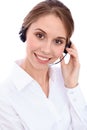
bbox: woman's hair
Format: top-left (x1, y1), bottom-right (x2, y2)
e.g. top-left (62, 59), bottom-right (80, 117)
top-left (19, 0), bottom-right (74, 42)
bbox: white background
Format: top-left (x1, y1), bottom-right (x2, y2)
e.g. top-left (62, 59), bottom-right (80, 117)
top-left (0, 0), bottom-right (87, 99)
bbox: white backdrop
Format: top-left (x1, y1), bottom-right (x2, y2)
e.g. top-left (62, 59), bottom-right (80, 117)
top-left (0, 0), bottom-right (87, 99)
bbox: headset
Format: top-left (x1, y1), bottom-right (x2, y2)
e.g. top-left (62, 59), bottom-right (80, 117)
top-left (19, 26), bottom-right (72, 64)
top-left (19, 26), bottom-right (27, 42)
top-left (64, 41), bottom-right (72, 54)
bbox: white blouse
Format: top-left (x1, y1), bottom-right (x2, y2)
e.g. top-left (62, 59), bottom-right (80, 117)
top-left (0, 62), bottom-right (87, 130)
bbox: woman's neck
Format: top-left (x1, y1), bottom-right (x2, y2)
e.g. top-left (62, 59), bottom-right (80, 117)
top-left (19, 58), bottom-right (49, 97)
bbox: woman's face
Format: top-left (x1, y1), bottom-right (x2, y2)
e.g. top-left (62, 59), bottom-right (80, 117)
top-left (25, 14), bottom-right (67, 70)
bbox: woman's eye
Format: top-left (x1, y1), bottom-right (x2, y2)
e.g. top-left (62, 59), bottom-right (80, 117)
top-left (36, 33), bottom-right (45, 39)
top-left (55, 39), bottom-right (63, 45)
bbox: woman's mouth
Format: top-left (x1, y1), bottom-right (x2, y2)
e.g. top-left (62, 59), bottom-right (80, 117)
top-left (34, 53), bottom-right (51, 64)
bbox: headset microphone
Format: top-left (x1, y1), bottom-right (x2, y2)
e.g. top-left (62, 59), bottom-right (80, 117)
top-left (50, 41), bottom-right (72, 65)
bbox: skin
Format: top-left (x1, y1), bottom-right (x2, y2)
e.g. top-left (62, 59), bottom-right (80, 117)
top-left (20, 14), bottom-right (80, 97)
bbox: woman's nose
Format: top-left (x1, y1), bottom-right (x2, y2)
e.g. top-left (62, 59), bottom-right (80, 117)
top-left (40, 41), bottom-right (52, 54)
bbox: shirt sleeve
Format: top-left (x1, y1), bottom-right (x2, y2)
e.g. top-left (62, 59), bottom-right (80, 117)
top-left (0, 96), bottom-right (28, 130)
top-left (66, 85), bottom-right (87, 129)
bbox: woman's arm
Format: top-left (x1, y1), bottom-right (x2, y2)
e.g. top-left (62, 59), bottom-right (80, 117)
top-left (0, 97), bottom-right (26, 130)
top-left (61, 43), bottom-right (87, 129)
top-left (66, 85), bottom-right (87, 129)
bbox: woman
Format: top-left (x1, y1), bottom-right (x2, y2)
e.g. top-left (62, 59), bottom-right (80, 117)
top-left (0, 0), bottom-right (87, 130)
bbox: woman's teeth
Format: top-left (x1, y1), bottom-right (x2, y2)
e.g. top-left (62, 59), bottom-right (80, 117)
top-left (37, 55), bottom-right (49, 61)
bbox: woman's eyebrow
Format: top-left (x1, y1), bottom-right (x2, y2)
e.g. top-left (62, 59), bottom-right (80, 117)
top-left (34, 28), bottom-right (46, 34)
top-left (56, 36), bottom-right (66, 41)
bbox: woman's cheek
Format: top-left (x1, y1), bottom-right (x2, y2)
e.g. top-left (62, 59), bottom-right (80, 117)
top-left (26, 39), bottom-right (37, 51)
top-left (55, 48), bottom-right (64, 58)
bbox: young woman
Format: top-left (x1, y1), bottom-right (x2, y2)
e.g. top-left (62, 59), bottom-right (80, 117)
top-left (0, 0), bottom-right (87, 130)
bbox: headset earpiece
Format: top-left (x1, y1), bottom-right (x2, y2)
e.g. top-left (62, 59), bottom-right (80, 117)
top-left (64, 41), bottom-right (72, 54)
top-left (19, 26), bottom-right (27, 42)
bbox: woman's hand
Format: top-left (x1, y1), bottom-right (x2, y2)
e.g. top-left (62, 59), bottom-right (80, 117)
top-left (60, 43), bottom-right (80, 88)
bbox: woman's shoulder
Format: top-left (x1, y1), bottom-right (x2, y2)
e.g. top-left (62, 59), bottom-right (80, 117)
top-left (0, 78), bottom-right (12, 99)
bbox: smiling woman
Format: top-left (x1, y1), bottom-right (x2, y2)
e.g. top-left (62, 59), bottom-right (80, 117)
top-left (0, 0), bottom-right (87, 130)
top-left (24, 14), bottom-right (67, 69)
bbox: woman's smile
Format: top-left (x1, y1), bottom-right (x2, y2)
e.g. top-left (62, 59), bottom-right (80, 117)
top-left (34, 53), bottom-right (51, 64)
